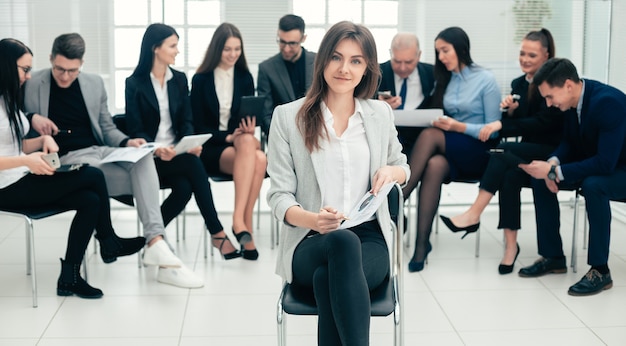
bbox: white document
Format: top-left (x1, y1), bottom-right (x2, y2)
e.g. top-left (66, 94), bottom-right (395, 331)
top-left (173, 134), bottom-right (212, 155)
top-left (393, 109), bottom-right (444, 127)
top-left (100, 147), bottom-right (154, 164)
top-left (339, 181), bottom-right (396, 229)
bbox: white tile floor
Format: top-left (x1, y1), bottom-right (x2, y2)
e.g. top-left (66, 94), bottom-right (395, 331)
top-left (1, 180), bottom-right (626, 345)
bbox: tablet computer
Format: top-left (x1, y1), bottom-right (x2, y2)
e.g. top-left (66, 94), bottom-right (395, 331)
top-left (393, 109), bottom-right (444, 127)
top-left (237, 96), bottom-right (265, 119)
top-left (173, 134), bottom-right (213, 155)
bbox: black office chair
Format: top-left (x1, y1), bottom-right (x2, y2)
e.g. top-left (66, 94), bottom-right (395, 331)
top-left (276, 183), bottom-right (404, 346)
top-left (0, 206), bottom-right (74, 307)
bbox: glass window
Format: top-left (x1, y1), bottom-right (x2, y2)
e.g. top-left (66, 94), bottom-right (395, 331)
top-left (114, 0), bottom-right (148, 25)
top-left (188, 0), bottom-right (221, 25)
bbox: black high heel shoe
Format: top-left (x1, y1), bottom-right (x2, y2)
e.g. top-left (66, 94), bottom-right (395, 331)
top-left (232, 228), bottom-right (252, 245)
top-left (498, 243), bottom-right (520, 275)
top-left (440, 215), bottom-right (479, 239)
top-left (241, 246), bottom-right (259, 261)
top-left (211, 235), bottom-right (241, 260)
top-left (408, 242), bottom-right (432, 273)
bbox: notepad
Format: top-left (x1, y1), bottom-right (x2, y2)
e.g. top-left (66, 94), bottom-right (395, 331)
top-left (172, 134), bottom-right (213, 155)
top-left (393, 109), bottom-right (444, 127)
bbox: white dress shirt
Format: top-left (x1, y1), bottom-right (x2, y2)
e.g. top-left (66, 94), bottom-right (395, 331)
top-left (319, 99), bottom-right (372, 220)
top-left (150, 68), bottom-right (176, 145)
top-left (395, 68), bottom-right (423, 110)
top-left (214, 66), bottom-right (234, 131)
top-left (0, 100), bottom-right (30, 189)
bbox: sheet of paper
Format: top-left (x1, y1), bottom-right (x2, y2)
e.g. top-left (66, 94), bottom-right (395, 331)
top-left (339, 181), bottom-right (396, 229)
top-left (100, 147), bottom-right (154, 164)
top-left (393, 109), bottom-right (444, 127)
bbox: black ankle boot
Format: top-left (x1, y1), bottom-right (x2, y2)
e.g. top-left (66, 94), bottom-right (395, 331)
top-left (96, 233), bottom-right (146, 263)
top-left (57, 258), bottom-right (103, 299)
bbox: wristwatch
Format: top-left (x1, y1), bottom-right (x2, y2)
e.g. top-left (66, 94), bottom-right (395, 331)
top-left (548, 165), bottom-right (557, 180)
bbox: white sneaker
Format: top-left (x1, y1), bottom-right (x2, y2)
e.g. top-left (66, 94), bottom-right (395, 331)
top-left (157, 265), bottom-right (204, 288)
top-left (142, 239), bottom-right (183, 268)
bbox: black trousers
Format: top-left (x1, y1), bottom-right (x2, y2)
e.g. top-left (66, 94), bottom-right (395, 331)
top-left (479, 142), bottom-right (555, 230)
top-left (532, 167), bottom-right (626, 266)
top-left (291, 220), bottom-right (389, 346)
top-left (155, 154), bottom-right (223, 234)
top-left (0, 167), bottom-right (114, 264)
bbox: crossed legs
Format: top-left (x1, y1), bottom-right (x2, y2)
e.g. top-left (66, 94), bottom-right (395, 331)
top-left (219, 133), bottom-right (267, 251)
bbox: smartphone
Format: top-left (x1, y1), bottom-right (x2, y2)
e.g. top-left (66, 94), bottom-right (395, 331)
top-left (42, 152), bottom-right (61, 169)
top-left (379, 90), bottom-right (392, 99)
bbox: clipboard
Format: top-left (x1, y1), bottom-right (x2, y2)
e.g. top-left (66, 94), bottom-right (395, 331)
top-left (173, 133), bottom-right (213, 155)
top-left (393, 109), bottom-right (444, 127)
top-left (237, 96), bottom-right (265, 119)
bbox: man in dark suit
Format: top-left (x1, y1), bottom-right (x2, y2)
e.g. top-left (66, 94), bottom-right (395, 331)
top-left (257, 14), bottom-right (315, 135)
top-left (378, 33), bottom-right (434, 155)
top-left (519, 58), bottom-right (626, 296)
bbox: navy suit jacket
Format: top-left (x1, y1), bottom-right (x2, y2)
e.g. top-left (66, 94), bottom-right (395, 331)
top-left (553, 79), bottom-right (626, 182)
top-left (124, 68), bottom-right (194, 142)
top-left (377, 61), bottom-right (434, 109)
top-left (190, 67), bottom-right (255, 144)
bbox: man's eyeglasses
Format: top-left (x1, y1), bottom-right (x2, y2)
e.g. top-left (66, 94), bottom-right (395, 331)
top-left (276, 38), bottom-right (302, 48)
top-left (52, 65), bottom-right (81, 76)
top-left (17, 65), bottom-right (32, 74)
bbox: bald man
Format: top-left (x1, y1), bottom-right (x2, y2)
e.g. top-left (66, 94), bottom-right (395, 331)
top-left (378, 33), bottom-right (434, 154)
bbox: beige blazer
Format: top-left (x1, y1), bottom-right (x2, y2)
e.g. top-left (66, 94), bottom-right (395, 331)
top-left (267, 97), bottom-right (410, 283)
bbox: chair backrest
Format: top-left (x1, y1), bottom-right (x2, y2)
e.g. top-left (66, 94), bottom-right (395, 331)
top-left (113, 114), bottom-right (128, 135)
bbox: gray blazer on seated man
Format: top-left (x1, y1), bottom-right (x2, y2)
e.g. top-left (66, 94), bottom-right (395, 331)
top-left (23, 33), bottom-right (187, 276)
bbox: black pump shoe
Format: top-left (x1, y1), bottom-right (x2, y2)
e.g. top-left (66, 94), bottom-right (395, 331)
top-left (232, 228), bottom-right (252, 245)
top-left (241, 246), bottom-right (259, 261)
top-left (498, 243), bottom-right (520, 275)
top-left (439, 215), bottom-right (479, 239)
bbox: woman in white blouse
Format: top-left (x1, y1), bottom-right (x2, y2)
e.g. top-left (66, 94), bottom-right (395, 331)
top-left (191, 23), bottom-right (267, 260)
top-left (0, 38), bottom-right (144, 299)
top-left (267, 22), bottom-right (409, 345)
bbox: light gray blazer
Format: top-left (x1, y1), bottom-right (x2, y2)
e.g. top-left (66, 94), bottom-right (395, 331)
top-left (267, 97), bottom-right (410, 283)
top-left (23, 68), bottom-right (127, 147)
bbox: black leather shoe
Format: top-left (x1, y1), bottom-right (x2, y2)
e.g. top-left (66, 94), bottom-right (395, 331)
top-left (568, 269), bottom-right (613, 296)
top-left (518, 257), bottom-right (567, 277)
top-left (498, 243), bottom-right (520, 275)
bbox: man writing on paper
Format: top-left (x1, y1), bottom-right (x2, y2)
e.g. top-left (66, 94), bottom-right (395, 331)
top-left (24, 33), bottom-right (190, 285)
top-left (378, 32), bottom-right (435, 155)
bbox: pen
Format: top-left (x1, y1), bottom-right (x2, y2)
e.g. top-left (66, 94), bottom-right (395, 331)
top-left (319, 208), bottom-right (349, 220)
top-left (500, 94), bottom-right (521, 112)
top-left (55, 129), bottom-right (72, 135)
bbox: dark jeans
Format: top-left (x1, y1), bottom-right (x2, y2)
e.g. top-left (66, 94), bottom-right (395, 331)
top-left (479, 142), bottom-right (555, 230)
top-left (155, 154), bottom-right (223, 234)
top-left (532, 167), bottom-right (626, 266)
top-left (291, 220), bottom-right (389, 346)
top-left (0, 167), bottom-right (114, 263)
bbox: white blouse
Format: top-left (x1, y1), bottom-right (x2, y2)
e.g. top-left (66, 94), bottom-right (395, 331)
top-left (0, 99), bottom-right (30, 189)
top-left (214, 66), bottom-right (234, 131)
top-left (150, 68), bottom-right (176, 145)
top-left (319, 98), bottom-right (372, 219)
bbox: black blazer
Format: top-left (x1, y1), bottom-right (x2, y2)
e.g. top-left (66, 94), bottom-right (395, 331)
top-left (499, 75), bottom-right (564, 147)
top-left (190, 67), bottom-right (255, 144)
top-left (124, 68), bottom-right (194, 142)
top-left (377, 61), bottom-right (434, 109)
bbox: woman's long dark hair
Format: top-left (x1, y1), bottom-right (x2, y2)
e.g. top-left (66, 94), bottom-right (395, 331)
top-left (431, 27), bottom-right (473, 109)
top-left (0, 38), bottom-right (32, 149)
top-left (196, 22), bottom-right (249, 74)
top-left (297, 21), bottom-right (380, 152)
top-left (131, 23), bottom-right (179, 77)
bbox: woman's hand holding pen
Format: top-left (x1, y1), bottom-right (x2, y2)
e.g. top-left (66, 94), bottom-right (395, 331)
top-left (317, 207), bottom-right (348, 234)
top-left (500, 94), bottom-right (520, 115)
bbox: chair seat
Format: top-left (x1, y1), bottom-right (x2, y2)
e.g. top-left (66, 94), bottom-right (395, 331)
top-left (282, 277), bottom-right (395, 317)
top-left (0, 206), bottom-right (71, 220)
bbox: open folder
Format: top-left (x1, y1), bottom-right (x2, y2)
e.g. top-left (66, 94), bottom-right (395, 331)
top-left (393, 109), bottom-right (444, 127)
